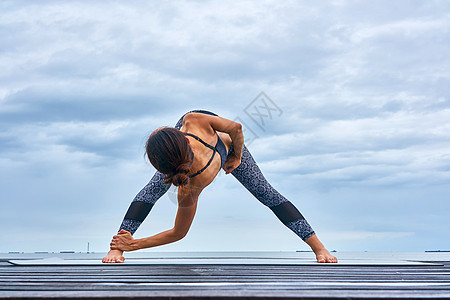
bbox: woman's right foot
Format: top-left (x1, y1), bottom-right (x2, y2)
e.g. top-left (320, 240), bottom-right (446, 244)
top-left (102, 249), bottom-right (125, 263)
top-left (305, 234), bottom-right (338, 263)
top-left (314, 248), bottom-right (338, 263)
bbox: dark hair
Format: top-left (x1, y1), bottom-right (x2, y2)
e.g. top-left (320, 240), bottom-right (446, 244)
top-left (146, 127), bottom-right (194, 186)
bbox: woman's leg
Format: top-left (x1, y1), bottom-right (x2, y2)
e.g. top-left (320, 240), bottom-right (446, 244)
top-left (118, 113), bottom-right (188, 235)
top-left (230, 145), bottom-right (337, 262)
top-left (118, 171), bottom-right (171, 234)
top-left (230, 145), bottom-right (315, 241)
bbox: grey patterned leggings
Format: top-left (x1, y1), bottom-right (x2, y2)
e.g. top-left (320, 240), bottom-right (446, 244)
top-left (118, 111), bottom-right (315, 241)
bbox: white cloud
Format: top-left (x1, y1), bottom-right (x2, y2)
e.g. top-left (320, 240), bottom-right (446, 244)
top-left (350, 18), bottom-right (449, 43)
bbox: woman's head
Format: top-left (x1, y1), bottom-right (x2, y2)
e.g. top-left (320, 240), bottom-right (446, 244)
top-left (146, 127), bottom-right (193, 186)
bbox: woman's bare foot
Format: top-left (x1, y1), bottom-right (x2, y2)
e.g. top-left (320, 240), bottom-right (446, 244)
top-left (314, 248), bottom-right (338, 263)
top-left (305, 234), bottom-right (338, 263)
top-left (102, 249), bottom-right (125, 263)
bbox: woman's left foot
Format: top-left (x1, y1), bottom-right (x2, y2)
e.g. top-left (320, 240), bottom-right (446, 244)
top-left (314, 248), bottom-right (338, 263)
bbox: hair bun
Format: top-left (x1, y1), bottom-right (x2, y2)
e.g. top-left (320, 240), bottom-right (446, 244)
top-left (171, 162), bottom-right (191, 186)
top-left (172, 173), bottom-right (189, 186)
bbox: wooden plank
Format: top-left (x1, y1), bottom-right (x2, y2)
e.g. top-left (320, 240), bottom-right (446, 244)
top-left (1, 291), bottom-right (450, 299)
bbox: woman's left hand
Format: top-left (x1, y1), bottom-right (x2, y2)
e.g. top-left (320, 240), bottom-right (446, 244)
top-left (110, 229), bottom-right (138, 251)
top-left (223, 154), bottom-right (241, 174)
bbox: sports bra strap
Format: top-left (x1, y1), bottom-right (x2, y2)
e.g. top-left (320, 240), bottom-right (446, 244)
top-left (183, 132), bottom-right (216, 151)
top-left (183, 132), bottom-right (217, 178)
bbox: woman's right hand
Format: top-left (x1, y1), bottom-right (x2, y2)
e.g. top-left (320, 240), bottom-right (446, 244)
top-left (223, 154), bottom-right (241, 174)
top-left (102, 249), bottom-right (125, 263)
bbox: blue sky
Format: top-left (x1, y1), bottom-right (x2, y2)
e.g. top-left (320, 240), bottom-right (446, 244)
top-left (1, 0), bottom-right (449, 253)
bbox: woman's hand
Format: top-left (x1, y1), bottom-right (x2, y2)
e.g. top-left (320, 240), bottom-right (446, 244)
top-left (223, 154), bottom-right (241, 174)
top-left (110, 229), bottom-right (138, 251)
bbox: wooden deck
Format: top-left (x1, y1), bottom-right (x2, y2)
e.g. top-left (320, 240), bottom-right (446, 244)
top-left (1, 255), bottom-right (450, 299)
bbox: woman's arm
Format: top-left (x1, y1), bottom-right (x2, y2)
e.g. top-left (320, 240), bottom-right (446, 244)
top-left (110, 192), bottom-right (198, 251)
top-left (186, 113), bottom-right (243, 156)
top-left (185, 113), bottom-right (244, 174)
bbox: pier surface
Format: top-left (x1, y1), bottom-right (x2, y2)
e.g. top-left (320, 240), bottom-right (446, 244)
top-left (1, 251), bottom-right (450, 299)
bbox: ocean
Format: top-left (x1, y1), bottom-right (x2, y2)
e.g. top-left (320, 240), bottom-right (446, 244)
top-left (2, 251), bottom-right (450, 262)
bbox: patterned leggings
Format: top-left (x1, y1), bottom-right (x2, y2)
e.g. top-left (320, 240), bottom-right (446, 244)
top-left (118, 111), bottom-right (315, 241)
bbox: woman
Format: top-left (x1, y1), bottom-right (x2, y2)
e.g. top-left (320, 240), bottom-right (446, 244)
top-left (102, 110), bottom-right (337, 263)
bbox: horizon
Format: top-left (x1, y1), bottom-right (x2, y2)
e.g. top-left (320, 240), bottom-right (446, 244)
top-left (3, 250), bottom-right (450, 254)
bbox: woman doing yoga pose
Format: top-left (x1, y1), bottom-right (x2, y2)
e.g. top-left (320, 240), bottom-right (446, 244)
top-left (103, 110), bottom-right (337, 263)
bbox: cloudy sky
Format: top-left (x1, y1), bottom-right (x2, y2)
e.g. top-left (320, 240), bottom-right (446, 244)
top-left (1, 0), bottom-right (449, 254)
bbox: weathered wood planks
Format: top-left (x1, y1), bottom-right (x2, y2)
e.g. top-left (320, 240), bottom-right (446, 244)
top-left (1, 261), bottom-right (450, 299)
